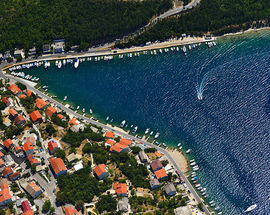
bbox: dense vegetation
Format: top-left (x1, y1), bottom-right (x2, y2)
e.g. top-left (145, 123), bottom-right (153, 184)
top-left (96, 195), bottom-right (117, 213)
top-left (56, 167), bottom-right (100, 204)
top-left (62, 125), bottom-right (104, 147)
top-left (83, 143), bottom-right (109, 164)
top-left (0, 0), bottom-right (173, 53)
top-left (119, 0), bottom-right (270, 47)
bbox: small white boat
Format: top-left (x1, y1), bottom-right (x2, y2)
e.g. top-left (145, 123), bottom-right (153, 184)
top-left (57, 60), bottom-right (62, 69)
top-left (82, 108), bottom-right (85, 113)
top-left (186, 149), bottom-right (191, 153)
top-left (177, 143), bottom-right (181, 147)
top-left (76, 106), bottom-right (80, 110)
top-left (150, 131), bottom-right (153, 136)
top-left (183, 46), bottom-right (187, 53)
top-left (154, 132), bottom-right (160, 139)
top-left (74, 58), bottom-right (79, 68)
top-left (89, 109), bottom-right (93, 114)
top-left (63, 59), bottom-right (66, 65)
top-left (244, 204), bottom-right (257, 213)
top-left (64, 96), bottom-right (67, 101)
top-left (120, 120), bottom-right (126, 128)
top-left (106, 116), bottom-right (109, 121)
top-left (145, 128), bottom-right (150, 135)
top-left (132, 126), bottom-right (138, 133)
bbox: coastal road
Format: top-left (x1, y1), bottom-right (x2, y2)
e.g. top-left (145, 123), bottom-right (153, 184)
top-left (1, 73), bottom-right (211, 215)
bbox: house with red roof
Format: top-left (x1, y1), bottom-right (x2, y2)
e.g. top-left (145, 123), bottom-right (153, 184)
top-left (15, 115), bottom-right (26, 126)
top-left (22, 210), bottom-right (34, 215)
top-left (2, 97), bottom-right (10, 106)
top-left (105, 139), bottom-right (116, 147)
top-left (8, 84), bottom-right (21, 95)
top-left (0, 151), bottom-right (4, 159)
top-left (27, 154), bottom-right (41, 166)
top-left (48, 140), bottom-right (60, 154)
top-left (57, 114), bottom-right (64, 120)
top-left (113, 182), bottom-right (128, 197)
top-left (29, 110), bottom-right (42, 123)
top-left (119, 138), bottom-right (132, 146)
top-left (19, 94), bottom-right (26, 99)
top-left (105, 131), bottom-right (115, 139)
top-left (23, 181), bottom-right (42, 199)
top-left (0, 183), bottom-right (12, 206)
top-left (49, 157), bottom-right (67, 177)
top-left (2, 167), bottom-right (13, 178)
top-left (8, 108), bottom-right (18, 120)
top-left (35, 98), bottom-right (48, 109)
top-left (21, 200), bottom-right (31, 212)
top-left (15, 145), bottom-right (22, 153)
top-left (65, 206), bottom-right (78, 215)
top-left (25, 90), bottom-right (32, 97)
top-left (150, 160), bottom-right (163, 172)
top-left (93, 164), bottom-right (109, 180)
top-left (154, 168), bottom-right (167, 180)
top-left (110, 143), bottom-right (130, 153)
top-left (3, 139), bottom-right (13, 150)
top-left (23, 142), bottom-right (34, 155)
top-left (68, 117), bottom-right (78, 126)
top-left (9, 172), bottom-right (21, 181)
top-left (45, 106), bottom-right (57, 117)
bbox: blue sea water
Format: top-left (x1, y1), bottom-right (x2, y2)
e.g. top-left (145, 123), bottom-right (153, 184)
top-left (23, 30), bottom-right (270, 214)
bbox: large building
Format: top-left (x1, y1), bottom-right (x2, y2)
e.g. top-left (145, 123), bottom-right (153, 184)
top-left (93, 164), bottom-right (109, 180)
top-left (23, 181), bottom-right (43, 199)
top-left (0, 182), bottom-right (12, 206)
top-left (150, 160), bottom-right (163, 172)
top-left (49, 157), bottom-right (67, 177)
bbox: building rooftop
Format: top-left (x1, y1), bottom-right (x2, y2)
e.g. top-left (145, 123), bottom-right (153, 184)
top-left (8, 108), bottom-right (18, 116)
top-left (49, 157), bottom-right (67, 174)
top-left (25, 90), bottom-right (32, 97)
top-left (29, 110), bottom-right (42, 122)
top-left (113, 182), bottom-right (127, 195)
top-left (3, 139), bottom-right (13, 149)
top-left (119, 138), bottom-right (132, 146)
top-left (48, 140), bottom-right (59, 153)
top-left (45, 106), bottom-right (57, 117)
top-left (15, 115), bottom-right (25, 124)
top-left (93, 164), bottom-right (107, 177)
top-left (0, 183), bottom-right (12, 204)
top-left (155, 168), bottom-right (167, 180)
top-left (2, 167), bottom-right (13, 177)
top-left (23, 142), bottom-right (34, 153)
top-left (8, 84), bottom-right (21, 95)
top-left (105, 131), bottom-right (115, 139)
top-left (150, 159), bottom-right (163, 171)
top-left (65, 206), bottom-right (78, 215)
top-left (35, 98), bottom-right (48, 109)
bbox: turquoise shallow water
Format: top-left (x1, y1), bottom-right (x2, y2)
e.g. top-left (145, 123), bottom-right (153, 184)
top-left (21, 30), bottom-right (270, 214)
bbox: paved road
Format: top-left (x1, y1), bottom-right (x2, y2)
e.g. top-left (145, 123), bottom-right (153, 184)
top-left (1, 72), bottom-right (211, 215)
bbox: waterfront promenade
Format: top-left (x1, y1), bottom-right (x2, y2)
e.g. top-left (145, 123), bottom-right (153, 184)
top-left (0, 70), bottom-right (212, 215)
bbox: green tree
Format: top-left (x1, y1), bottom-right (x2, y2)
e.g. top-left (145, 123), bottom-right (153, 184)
top-left (55, 149), bottom-right (66, 160)
top-left (96, 195), bottom-right (117, 213)
top-left (42, 200), bottom-right (51, 213)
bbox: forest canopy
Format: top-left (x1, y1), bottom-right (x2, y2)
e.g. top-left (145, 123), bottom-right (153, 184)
top-left (0, 0), bottom-right (173, 53)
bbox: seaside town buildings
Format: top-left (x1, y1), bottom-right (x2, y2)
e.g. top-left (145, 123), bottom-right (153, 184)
top-left (0, 79), bottom-right (207, 214)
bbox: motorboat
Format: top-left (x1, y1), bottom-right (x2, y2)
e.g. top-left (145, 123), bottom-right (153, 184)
top-left (74, 58), bottom-right (79, 68)
top-left (145, 128), bottom-right (150, 135)
top-left (120, 120), bottom-right (126, 128)
top-left (154, 132), bottom-right (160, 139)
top-left (244, 204), bottom-right (257, 213)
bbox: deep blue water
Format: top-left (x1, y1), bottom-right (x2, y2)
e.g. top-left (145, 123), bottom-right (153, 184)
top-left (22, 31), bottom-right (270, 214)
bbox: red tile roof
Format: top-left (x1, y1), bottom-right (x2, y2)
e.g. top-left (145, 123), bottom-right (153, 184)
top-left (94, 164), bottom-right (107, 177)
top-left (0, 151), bottom-right (3, 158)
top-left (120, 138), bottom-right (132, 146)
top-left (2, 97), bottom-right (9, 105)
top-left (106, 139), bottom-right (115, 146)
top-left (19, 94), bottom-right (26, 99)
top-left (48, 140), bottom-right (59, 153)
top-left (0, 159), bottom-right (4, 167)
top-left (68, 118), bottom-right (78, 126)
top-left (8, 84), bottom-right (21, 95)
top-left (49, 157), bottom-right (67, 174)
top-left (2, 167), bottom-right (13, 177)
top-left (57, 114), bottom-right (64, 120)
top-left (9, 172), bottom-right (21, 180)
top-left (15, 145), bottom-right (22, 152)
top-left (150, 160), bottom-right (163, 171)
top-left (29, 110), bottom-right (42, 122)
top-left (22, 200), bottom-right (31, 212)
top-left (28, 181), bottom-right (41, 192)
top-left (25, 90), bottom-right (32, 97)
top-left (65, 206), bottom-right (78, 215)
top-left (8, 108), bottom-right (18, 116)
top-left (45, 106), bottom-right (57, 117)
top-left (0, 183), bottom-right (12, 204)
top-left (154, 168), bottom-right (167, 180)
top-left (23, 142), bottom-right (34, 153)
top-left (15, 115), bottom-right (25, 124)
top-left (3, 139), bottom-right (13, 149)
top-left (105, 131), bottom-right (115, 139)
top-left (110, 143), bottom-right (128, 153)
top-left (155, 151), bottom-right (162, 158)
top-left (35, 98), bottom-right (48, 109)
top-left (27, 154), bottom-right (40, 165)
top-left (113, 182), bottom-right (127, 195)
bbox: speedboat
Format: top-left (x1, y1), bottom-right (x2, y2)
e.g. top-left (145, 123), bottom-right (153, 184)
top-left (186, 149), bottom-right (191, 153)
top-left (76, 106), bottom-right (80, 110)
top-left (106, 116), bottom-right (109, 121)
top-left (154, 132), bottom-right (160, 139)
top-left (74, 58), bottom-right (79, 68)
top-left (57, 60), bottom-right (62, 69)
top-left (64, 96), bottom-right (67, 101)
top-left (145, 128), bottom-right (150, 135)
top-left (89, 109), bottom-right (93, 114)
top-left (150, 131), bottom-right (153, 136)
top-left (244, 204), bottom-right (257, 213)
top-left (120, 120), bottom-right (126, 128)
top-left (132, 126), bottom-right (138, 133)
top-left (82, 108), bottom-right (85, 113)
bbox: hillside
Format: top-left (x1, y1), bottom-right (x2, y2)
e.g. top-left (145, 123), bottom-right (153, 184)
top-left (119, 0), bottom-right (270, 47)
top-left (0, 0), bottom-right (173, 53)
